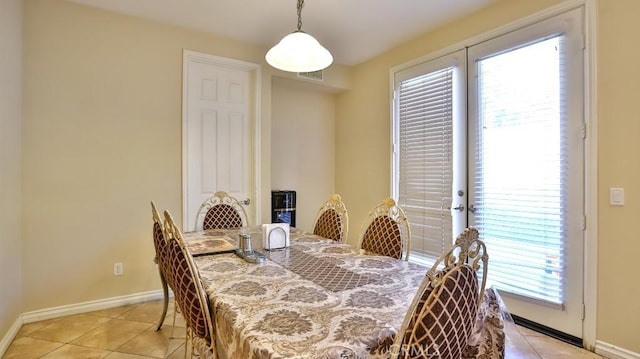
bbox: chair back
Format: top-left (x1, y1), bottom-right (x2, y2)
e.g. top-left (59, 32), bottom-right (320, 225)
top-left (151, 201), bottom-right (164, 261)
top-left (359, 198), bottom-right (410, 260)
top-left (195, 191), bottom-right (248, 231)
top-left (312, 194), bottom-right (349, 242)
top-left (151, 202), bottom-right (172, 286)
top-left (392, 227), bottom-right (488, 359)
top-left (163, 210), bottom-right (215, 344)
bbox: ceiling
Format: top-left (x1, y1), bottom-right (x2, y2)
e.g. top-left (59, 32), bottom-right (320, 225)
top-left (68, 0), bottom-right (500, 66)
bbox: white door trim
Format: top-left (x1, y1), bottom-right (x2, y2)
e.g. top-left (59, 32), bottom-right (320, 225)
top-left (583, 0), bottom-right (598, 351)
top-left (182, 49), bottom-right (262, 228)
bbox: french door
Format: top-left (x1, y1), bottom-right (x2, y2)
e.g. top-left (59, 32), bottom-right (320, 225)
top-left (393, 49), bottom-right (467, 264)
top-left (394, 8), bottom-right (585, 337)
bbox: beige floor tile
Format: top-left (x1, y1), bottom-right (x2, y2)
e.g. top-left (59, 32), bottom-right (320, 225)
top-left (162, 305), bottom-right (186, 329)
top-left (87, 305), bottom-right (136, 319)
top-left (517, 325), bottom-right (547, 337)
top-left (505, 336), bottom-right (541, 358)
top-left (505, 346), bottom-right (541, 358)
top-left (540, 354), bottom-right (602, 359)
top-left (116, 300), bottom-right (168, 325)
top-left (165, 343), bottom-right (188, 359)
top-left (527, 335), bottom-right (599, 358)
top-left (3, 336), bottom-right (64, 359)
top-left (70, 318), bottom-right (152, 350)
top-left (114, 325), bottom-right (185, 358)
top-left (40, 343), bottom-right (111, 358)
top-left (28, 314), bottom-right (111, 343)
top-left (15, 318), bottom-right (59, 338)
top-left (104, 352), bottom-right (156, 358)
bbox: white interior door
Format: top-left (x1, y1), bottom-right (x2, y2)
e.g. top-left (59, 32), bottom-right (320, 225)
top-left (183, 51), bottom-right (259, 231)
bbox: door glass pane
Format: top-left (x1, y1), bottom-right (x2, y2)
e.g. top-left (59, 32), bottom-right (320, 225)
top-left (473, 36), bottom-right (565, 304)
top-left (398, 67), bottom-right (454, 260)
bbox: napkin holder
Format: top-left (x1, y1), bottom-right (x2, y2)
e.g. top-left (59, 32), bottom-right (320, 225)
top-left (262, 223), bottom-right (290, 250)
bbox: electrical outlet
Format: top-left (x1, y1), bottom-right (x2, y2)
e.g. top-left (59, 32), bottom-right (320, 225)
top-left (113, 262), bottom-right (124, 276)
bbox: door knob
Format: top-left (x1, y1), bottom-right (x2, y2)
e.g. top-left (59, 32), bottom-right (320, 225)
top-left (452, 205), bottom-right (465, 212)
top-left (242, 198), bottom-right (251, 205)
top-left (468, 204), bottom-right (478, 213)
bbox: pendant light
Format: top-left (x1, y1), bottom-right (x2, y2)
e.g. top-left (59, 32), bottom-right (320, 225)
top-left (265, 0), bottom-right (333, 73)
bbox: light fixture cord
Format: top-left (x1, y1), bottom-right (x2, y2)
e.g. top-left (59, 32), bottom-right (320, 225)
top-left (297, 0), bottom-right (304, 31)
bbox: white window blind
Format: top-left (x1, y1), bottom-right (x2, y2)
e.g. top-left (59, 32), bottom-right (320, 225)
top-left (472, 35), bottom-right (566, 304)
top-left (397, 66), bottom-right (454, 259)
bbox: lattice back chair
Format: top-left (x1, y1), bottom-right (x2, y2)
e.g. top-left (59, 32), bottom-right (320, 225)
top-left (391, 227), bottom-right (489, 359)
top-left (195, 191), bottom-right (248, 231)
top-left (358, 197), bottom-right (411, 260)
top-left (151, 201), bottom-right (173, 331)
top-left (163, 210), bottom-right (217, 359)
top-left (312, 194), bottom-right (349, 242)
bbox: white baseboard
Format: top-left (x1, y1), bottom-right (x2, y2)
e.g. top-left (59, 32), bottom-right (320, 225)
top-left (596, 340), bottom-right (640, 359)
top-left (21, 290), bottom-right (165, 324)
top-left (0, 316), bottom-right (24, 358)
top-left (0, 290), bottom-right (166, 358)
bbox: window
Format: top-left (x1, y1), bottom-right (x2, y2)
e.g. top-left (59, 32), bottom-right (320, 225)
top-left (393, 50), bottom-right (466, 264)
top-left (471, 36), bottom-right (566, 303)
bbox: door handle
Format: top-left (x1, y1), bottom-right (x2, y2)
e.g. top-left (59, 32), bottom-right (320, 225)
top-left (242, 198), bottom-right (251, 205)
top-left (468, 204), bottom-right (478, 213)
top-left (452, 205), bottom-right (465, 212)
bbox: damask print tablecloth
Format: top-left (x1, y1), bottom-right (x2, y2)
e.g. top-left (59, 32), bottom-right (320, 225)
top-left (185, 228), bottom-right (427, 358)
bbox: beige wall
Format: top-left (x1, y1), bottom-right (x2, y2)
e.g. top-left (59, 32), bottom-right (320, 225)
top-left (19, 0), bottom-right (350, 314)
top-left (20, 0), bottom-right (276, 311)
top-left (336, 0), bottom-right (640, 353)
top-left (596, 0), bottom-right (640, 351)
top-left (23, 0), bottom-right (189, 309)
top-left (0, 0), bottom-right (24, 337)
top-left (271, 78), bottom-right (337, 231)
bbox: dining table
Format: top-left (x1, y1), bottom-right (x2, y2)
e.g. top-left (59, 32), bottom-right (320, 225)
top-left (183, 226), bottom-right (427, 358)
top-left (183, 226), bottom-right (519, 359)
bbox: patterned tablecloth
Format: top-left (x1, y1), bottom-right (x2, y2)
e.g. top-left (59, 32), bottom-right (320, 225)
top-left (185, 227), bottom-right (427, 359)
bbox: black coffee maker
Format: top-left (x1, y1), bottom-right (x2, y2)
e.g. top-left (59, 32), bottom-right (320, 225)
top-left (271, 190), bottom-right (296, 227)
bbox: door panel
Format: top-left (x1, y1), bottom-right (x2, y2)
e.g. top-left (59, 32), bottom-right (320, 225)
top-left (184, 53), bottom-right (254, 231)
top-left (393, 50), bottom-right (467, 263)
top-left (467, 8), bottom-right (584, 337)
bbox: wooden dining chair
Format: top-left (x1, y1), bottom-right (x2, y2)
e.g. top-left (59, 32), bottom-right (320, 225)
top-left (312, 193), bottom-right (349, 242)
top-left (164, 210), bottom-right (218, 359)
top-left (151, 202), bottom-right (184, 339)
top-left (195, 191), bottom-right (248, 231)
top-left (390, 227), bottom-right (489, 359)
top-left (358, 197), bottom-right (410, 260)
top-left (150, 201), bottom-right (173, 331)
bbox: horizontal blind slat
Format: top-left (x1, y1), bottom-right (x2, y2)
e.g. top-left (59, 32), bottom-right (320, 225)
top-left (399, 64), bottom-right (455, 259)
top-left (473, 36), bottom-right (565, 305)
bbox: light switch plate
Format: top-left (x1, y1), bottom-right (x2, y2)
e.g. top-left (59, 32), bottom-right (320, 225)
top-left (610, 188), bottom-right (625, 206)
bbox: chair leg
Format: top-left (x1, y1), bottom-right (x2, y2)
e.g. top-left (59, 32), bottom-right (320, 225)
top-left (156, 269), bottom-right (169, 331)
top-left (170, 301), bottom-right (178, 338)
top-left (185, 327), bottom-right (192, 359)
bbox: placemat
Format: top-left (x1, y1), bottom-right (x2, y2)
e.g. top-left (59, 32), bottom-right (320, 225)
top-left (187, 237), bottom-right (236, 257)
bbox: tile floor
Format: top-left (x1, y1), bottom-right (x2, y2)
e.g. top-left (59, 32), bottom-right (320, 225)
top-left (3, 299), bottom-right (604, 358)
